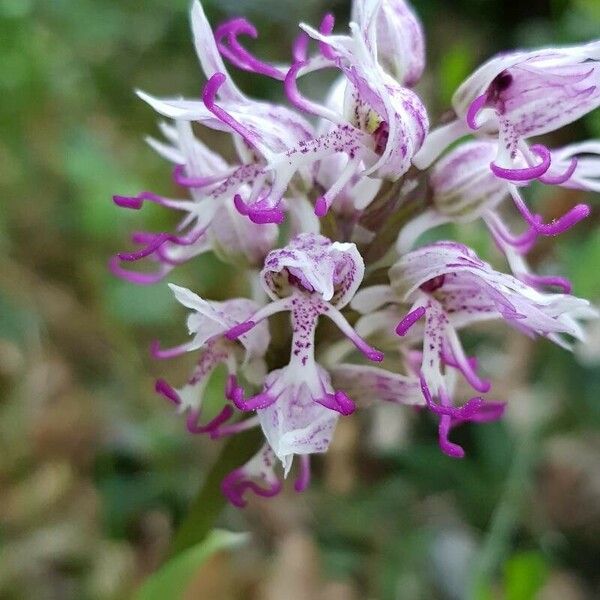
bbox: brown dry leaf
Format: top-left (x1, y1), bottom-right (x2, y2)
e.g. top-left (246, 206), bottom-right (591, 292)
top-left (182, 551), bottom-right (238, 600)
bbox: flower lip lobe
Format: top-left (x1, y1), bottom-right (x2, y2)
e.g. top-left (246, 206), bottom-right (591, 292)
top-left (395, 306), bottom-right (426, 336)
top-left (490, 144), bottom-right (551, 182)
top-left (214, 17), bottom-right (287, 80)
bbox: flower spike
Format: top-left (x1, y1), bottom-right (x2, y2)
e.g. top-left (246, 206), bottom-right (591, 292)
top-left (111, 0), bottom-right (599, 504)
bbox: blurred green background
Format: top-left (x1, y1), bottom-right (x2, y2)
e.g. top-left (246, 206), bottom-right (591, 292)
top-left (1, 0), bottom-right (600, 598)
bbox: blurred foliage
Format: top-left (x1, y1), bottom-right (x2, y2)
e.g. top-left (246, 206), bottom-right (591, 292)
top-left (1, 0), bottom-right (600, 599)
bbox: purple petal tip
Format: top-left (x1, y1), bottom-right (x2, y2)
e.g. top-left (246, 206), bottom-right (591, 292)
top-left (535, 203), bottom-right (590, 236)
top-left (466, 94), bottom-right (487, 130)
top-left (442, 442), bottom-right (466, 459)
top-left (249, 208), bottom-right (285, 224)
top-left (155, 378), bottom-right (181, 406)
top-left (113, 195), bottom-right (142, 209)
top-left (395, 306), bottom-right (426, 336)
top-left (233, 193), bottom-right (249, 215)
top-left (203, 72), bottom-right (227, 105)
top-left (314, 197), bottom-right (328, 217)
top-left (490, 145), bottom-right (551, 182)
top-left (335, 391), bottom-right (356, 416)
top-left (539, 157), bottom-right (578, 185)
top-left (367, 349), bottom-right (384, 362)
top-left (226, 321), bottom-right (256, 340)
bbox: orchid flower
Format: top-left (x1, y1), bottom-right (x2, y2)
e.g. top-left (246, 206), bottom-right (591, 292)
top-left (398, 140), bottom-right (590, 280)
top-left (223, 234), bottom-right (383, 473)
top-left (152, 284), bottom-right (269, 438)
top-left (132, 0), bottom-right (430, 224)
top-left (220, 444), bottom-right (285, 508)
top-left (331, 359), bottom-right (503, 458)
top-left (414, 42), bottom-right (600, 181)
top-left (314, 77), bottom-right (382, 225)
top-left (351, 242), bottom-right (595, 455)
top-left (219, 0), bottom-right (429, 220)
top-left (294, 0), bottom-right (429, 187)
top-left (215, 1), bottom-right (429, 218)
top-left (111, 121), bottom-right (279, 284)
top-left (391, 242), bottom-right (595, 348)
top-left (158, 234), bottom-right (384, 507)
top-left (136, 1), bottom-right (316, 225)
top-left (154, 282), bottom-right (318, 506)
top-left (351, 0), bottom-right (425, 86)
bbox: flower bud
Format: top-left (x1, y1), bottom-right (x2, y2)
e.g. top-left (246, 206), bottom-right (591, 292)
top-left (429, 140), bottom-right (510, 221)
top-left (362, 0), bottom-right (426, 86)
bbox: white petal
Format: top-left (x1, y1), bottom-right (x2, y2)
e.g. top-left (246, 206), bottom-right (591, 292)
top-left (258, 378), bottom-right (339, 473)
top-left (351, 285), bottom-right (395, 313)
top-left (331, 363), bottom-right (423, 407)
top-left (190, 0), bottom-right (245, 103)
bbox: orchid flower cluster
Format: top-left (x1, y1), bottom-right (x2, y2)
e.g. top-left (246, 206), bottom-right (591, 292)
top-left (113, 0), bottom-right (599, 507)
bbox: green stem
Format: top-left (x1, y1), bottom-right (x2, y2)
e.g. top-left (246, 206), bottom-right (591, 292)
top-left (467, 426), bottom-right (540, 599)
top-left (169, 428), bottom-right (263, 557)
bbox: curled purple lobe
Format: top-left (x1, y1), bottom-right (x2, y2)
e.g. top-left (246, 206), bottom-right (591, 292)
top-left (511, 187), bottom-right (590, 236)
top-left (114, 194), bottom-right (145, 210)
top-left (442, 346), bottom-right (491, 394)
top-left (490, 144), bottom-right (551, 182)
top-left (466, 93), bottom-right (488, 130)
top-left (214, 18), bottom-right (286, 80)
top-left (221, 467), bottom-right (282, 508)
top-left (533, 204), bottom-right (590, 236)
top-left (233, 193), bottom-right (285, 225)
top-left (419, 374), bottom-right (505, 458)
top-left (226, 375), bottom-right (277, 411)
top-left (221, 445), bottom-right (282, 507)
top-left (396, 306), bottom-right (426, 336)
top-left (539, 157), bottom-right (578, 185)
top-left (314, 196), bottom-right (328, 217)
top-left (318, 13), bottom-right (337, 60)
top-left (202, 73), bottom-right (259, 149)
top-left (113, 191), bottom-right (187, 210)
top-left (293, 32), bottom-right (310, 62)
top-left (315, 390), bottom-right (356, 416)
top-left (154, 378), bottom-right (235, 435)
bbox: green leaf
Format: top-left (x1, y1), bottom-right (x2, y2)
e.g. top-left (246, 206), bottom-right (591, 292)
top-left (135, 529), bottom-right (249, 600)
